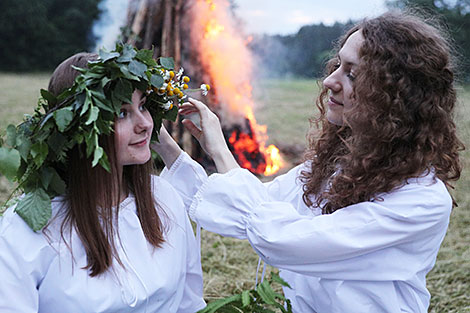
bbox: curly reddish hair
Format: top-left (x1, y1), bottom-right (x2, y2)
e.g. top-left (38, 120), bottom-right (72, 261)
top-left (301, 11), bottom-right (464, 214)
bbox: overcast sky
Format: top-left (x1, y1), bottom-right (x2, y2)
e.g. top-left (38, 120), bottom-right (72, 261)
top-left (94, 0), bottom-right (389, 49)
top-left (233, 0), bottom-right (387, 35)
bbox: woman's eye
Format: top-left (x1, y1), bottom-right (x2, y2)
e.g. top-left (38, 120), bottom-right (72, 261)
top-left (139, 104), bottom-right (147, 112)
top-left (119, 110), bottom-right (127, 119)
top-left (347, 72), bottom-right (356, 81)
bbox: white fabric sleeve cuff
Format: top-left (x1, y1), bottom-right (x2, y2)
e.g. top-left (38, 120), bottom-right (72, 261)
top-left (160, 150), bottom-right (186, 178)
top-left (159, 151), bottom-right (208, 210)
top-left (188, 168), bottom-right (270, 239)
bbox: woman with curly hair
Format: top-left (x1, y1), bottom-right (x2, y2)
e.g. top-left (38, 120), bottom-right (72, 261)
top-left (154, 10), bottom-right (464, 313)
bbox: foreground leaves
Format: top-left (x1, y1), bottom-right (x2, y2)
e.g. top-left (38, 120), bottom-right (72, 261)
top-left (0, 147), bottom-right (20, 180)
top-left (198, 272), bottom-right (293, 313)
top-left (15, 188), bottom-right (51, 231)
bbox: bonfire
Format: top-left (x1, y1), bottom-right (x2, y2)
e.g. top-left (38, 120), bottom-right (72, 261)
top-left (125, 0), bottom-right (284, 175)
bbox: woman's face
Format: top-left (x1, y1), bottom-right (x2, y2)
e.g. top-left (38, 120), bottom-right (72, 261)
top-left (323, 30), bottom-right (364, 126)
top-left (114, 89), bottom-right (154, 168)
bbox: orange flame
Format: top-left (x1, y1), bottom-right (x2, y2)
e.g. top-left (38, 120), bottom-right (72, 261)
top-left (229, 130), bottom-right (265, 174)
top-left (204, 19), bottom-right (225, 39)
top-left (190, 0), bottom-right (284, 176)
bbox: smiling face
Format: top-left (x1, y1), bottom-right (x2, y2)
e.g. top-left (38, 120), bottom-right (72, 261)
top-left (323, 30), bottom-right (364, 126)
top-left (114, 89), bottom-right (153, 169)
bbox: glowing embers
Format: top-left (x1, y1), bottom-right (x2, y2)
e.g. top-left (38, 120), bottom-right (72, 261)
top-left (223, 118), bottom-right (284, 176)
top-left (225, 119), bottom-right (267, 175)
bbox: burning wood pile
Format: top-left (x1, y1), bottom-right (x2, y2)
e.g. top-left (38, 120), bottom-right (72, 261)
top-left (125, 0), bottom-right (284, 176)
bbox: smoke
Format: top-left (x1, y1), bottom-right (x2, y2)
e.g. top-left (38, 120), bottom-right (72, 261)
top-left (248, 34), bottom-right (290, 79)
top-left (92, 0), bottom-right (129, 51)
top-left (188, 0), bottom-right (258, 126)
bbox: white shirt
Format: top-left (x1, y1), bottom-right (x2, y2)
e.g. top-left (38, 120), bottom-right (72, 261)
top-left (162, 152), bottom-right (452, 313)
top-left (0, 175), bottom-right (205, 313)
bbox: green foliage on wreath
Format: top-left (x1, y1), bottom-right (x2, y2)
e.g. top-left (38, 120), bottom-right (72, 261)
top-left (198, 272), bottom-right (293, 313)
top-left (0, 42), bottom-right (204, 231)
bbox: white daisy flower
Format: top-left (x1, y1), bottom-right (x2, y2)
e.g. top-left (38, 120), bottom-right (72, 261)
top-left (176, 67), bottom-right (184, 80)
top-left (163, 71), bottom-right (171, 81)
top-left (200, 84), bottom-right (210, 96)
top-left (163, 101), bottom-right (173, 110)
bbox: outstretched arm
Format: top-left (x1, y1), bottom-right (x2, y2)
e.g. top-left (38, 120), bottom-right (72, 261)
top-left (179, 98), bottom-right (239, 173)
top-left (188, 167), bottom-right (452, 281)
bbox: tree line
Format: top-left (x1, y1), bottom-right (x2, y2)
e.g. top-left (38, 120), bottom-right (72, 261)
top-left (0, 0), bottom-right (101, 71)
top-left (250, 0), bottom-right (470, 81)
top-left (0, 0), bottom-right (468, 81)
top-left (249, 22), bottom-right (353, 79)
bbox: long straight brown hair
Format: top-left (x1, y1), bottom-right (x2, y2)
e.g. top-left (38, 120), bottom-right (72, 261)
top-left (48, 52), bottom-right (166, 276)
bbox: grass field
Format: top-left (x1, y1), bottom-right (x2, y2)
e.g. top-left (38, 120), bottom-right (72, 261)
top-left (0, 73), bottom-right (469, 312)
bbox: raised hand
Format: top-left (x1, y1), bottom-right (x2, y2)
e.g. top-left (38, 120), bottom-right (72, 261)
top-left (179, 98), bottom-right (239, 173)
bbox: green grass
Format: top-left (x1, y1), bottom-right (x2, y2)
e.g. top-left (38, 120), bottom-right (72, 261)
top-left (252, 78), bottom-right (320, 147)
top-left (0, 73), bottom-right (469, 311)
top-left (0, 72), bottom-right (50, 124)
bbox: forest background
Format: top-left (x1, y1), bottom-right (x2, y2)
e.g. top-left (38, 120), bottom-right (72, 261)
top-left (0, 0), bottom-right (469, 80)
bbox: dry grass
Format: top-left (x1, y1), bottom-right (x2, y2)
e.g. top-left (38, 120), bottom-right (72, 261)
top-left (427, 85), bottom-right (470, 313)
top-left (0, 74), bottom-right (469, 311)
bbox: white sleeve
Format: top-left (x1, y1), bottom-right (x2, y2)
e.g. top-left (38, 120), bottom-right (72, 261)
top-left (263, 163), bottom-right (310, 204)
top-left (0, 209), bottom-right (55, 313)
top-left (189, 168), bottom-right (452, 281)
top-left (160, 151), bottom-right (208, 209)
top-left (177, 209), bottom-right (206, 313)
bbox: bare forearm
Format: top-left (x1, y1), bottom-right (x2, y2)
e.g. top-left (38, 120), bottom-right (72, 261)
top-left (211, 148), bottom-right (240, 174)
top-left (151, 126), bottom-right (182, 169)
top-left (152, 140), bottom-right (181, 168)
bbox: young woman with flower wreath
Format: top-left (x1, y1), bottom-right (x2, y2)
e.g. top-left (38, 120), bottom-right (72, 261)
top-left (155, 11), bottom-right (464, 313)
top-left (0, 49), bottom-right (206, 312)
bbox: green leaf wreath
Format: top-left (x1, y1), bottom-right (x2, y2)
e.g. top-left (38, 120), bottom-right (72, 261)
top-left (0, 42), bottom-right (208, 231)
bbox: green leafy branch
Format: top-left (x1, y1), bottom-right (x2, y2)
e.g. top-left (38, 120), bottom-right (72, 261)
top-left (198, 272), bottom-right (293, 313)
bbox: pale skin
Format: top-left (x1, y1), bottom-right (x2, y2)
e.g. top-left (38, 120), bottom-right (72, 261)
top-left (150, 125), bottom-right (181, 168)
top-left (113, 89), bottom-right (154, 202)
top-left (324, 30), bottom-right (363, 125)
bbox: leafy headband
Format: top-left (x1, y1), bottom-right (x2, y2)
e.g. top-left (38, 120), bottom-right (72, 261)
top-left (0, 43), bottom-right (209, 231)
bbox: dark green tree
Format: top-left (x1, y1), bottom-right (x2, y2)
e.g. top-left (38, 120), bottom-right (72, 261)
top-left (386, 0), bottom-right (470, 80)
top-left (0, 0), bottom-right (102, 71)
top-left (285, 22), bottom-right (354, 78)
top-left (250, 22), bottom-right (352, 78)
